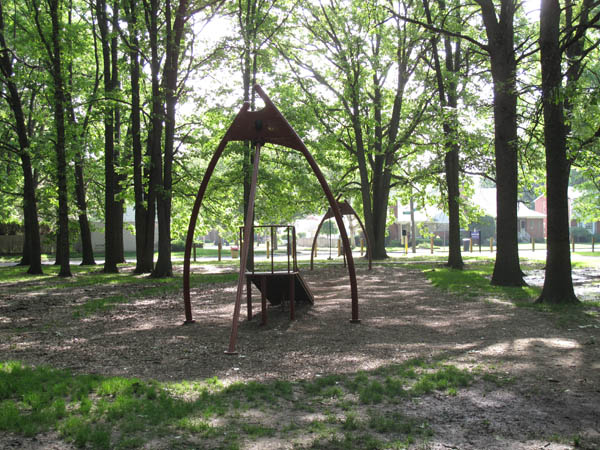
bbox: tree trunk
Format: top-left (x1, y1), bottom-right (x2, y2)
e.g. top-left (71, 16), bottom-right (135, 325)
top-left (111, 2), bottom-right (125, 264)
top-left (97, 0), bottom-right (119, 273)
top-left (124, 0), bottom-right (151, 273)
top-left (143, 0), bottom-right (162, 274)
top-left (21, 153), bottom-right (43, 273)
top-left (74, 153), bottom-right (96, 265)
top-left (239, 0), bottom-right (258, 272)
top-left (49, 0), bottom-right (71, 277)
top-left (0, 1), bottom-right (43, 274)
top-left (64, 0), bottom-right (96, 266)
top-left (424, 0), bottom-right (464, 269)
top-left (477, 0), bottom-right (524, 286)
top-left (410, 196), bottom-right (416, 253)
top-left (445, 147), bottom-right (463, 268)
top-left (536, 0), bottom-right (578, 304)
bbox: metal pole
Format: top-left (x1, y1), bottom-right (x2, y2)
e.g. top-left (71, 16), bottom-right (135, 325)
top-left (226, 143), bottom-right (261, 354)
top-left (182, 105), bottom-right (248, 324)
top-left (271, 226), bottom-right (274, 274)
top-left (328, 219), bottom-right (332, 260)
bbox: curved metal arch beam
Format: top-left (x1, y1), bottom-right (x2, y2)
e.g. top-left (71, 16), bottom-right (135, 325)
top-left (352, 210), bottom-right (373, 271)
top-left (182, 85), bottom-right (359, 325)
top-left (310, 214), bottom-right (329, 271)
top-left (310, 201), bottom-right (373, 271)
top-left (182, 103), bottom-right (250, 323)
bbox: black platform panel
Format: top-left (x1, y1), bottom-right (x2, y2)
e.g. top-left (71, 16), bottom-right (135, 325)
top-left (247, 272), bottom-right (314, 306)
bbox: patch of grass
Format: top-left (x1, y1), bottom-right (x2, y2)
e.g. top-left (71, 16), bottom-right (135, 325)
top-left (410, 365), bottom-right (472, 396)
top-left (344, 360), bottom-right (471, 403)
top-left (0, 359), bottom-right (474, 449)
top-left (481, 372), bottom-right (516, 387)
top-left (74, 295), bottom-right (128, 317)
top-left (424, 264), bottom-right (540, 302)
top-left (71, 272), bottom-right (239, 317)
top-left (515, 300), bottom-right (599, 328)
top-left (341, 411), bottom-right (362, 431)
top-left (306, 432), bottom-right (384, 450)
top-left (0, 264), bottom-right (238, 297)
top-left (303, 374), bottom-right (345, 396)
top-left (241, 423), bottom-right (276, 437)
top-left (368, 411), bottom-right (432, 437)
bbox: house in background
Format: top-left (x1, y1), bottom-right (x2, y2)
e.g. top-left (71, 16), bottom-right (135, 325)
top-left (534, 189), bottom-right (600, 239)
top-left (75, 206), bottom-right (158, 253)
top-left (390, 187), bottom-right (546, 243)
top-left (389, 202), bottom-right (449, 244)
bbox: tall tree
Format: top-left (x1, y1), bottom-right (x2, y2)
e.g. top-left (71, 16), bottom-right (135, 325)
top-left (286, 0), bottom-right (430, 259)
top-left (151, 0), bottom-right (223, 277)
top-left (152, 0), bottom-right (189, 277)
top-left (423, 0), bottom-right (465, 269)
top-left (0, 0), bottom-right (43, 274)
top-left (66, 0), bottom-right (97, 266)
top-left (33, 0), bottom-right (71, 277)
top-left (233, 0), bottom-right (290, 269)
top-left (537, 0), bottom-right (599, 304)
top-left (475, 0), bottom-right (525, 286)
top-left (96, 0), bottom-right (121, 273)
top-left (123, 0), bottom-right (152, 273)
top-left (392, 0), bottom-right (528, 284)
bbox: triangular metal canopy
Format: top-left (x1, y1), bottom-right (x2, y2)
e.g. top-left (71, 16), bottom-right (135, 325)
top-left (182, 85), bottom-right (360, 353)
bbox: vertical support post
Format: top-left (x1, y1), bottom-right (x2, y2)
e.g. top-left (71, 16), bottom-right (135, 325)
top-left (292, 226), bottom-right (298, 272)
top-left (532, 237), bottom-right (535, 252)
top-left (337, 238), bottom-right (342, 257)
top-left (289, 274), bottom-right (295, 321)
top-left (261, 276), bottom-right (267, 326)
top-left (490, 237), bottom-right (493, 252)
top-left (572, 236), bottom-right (575, 253)
top-left (226, 144), bottom-right (261, 355)
top-left (360, 238), bottom-right (364, 256)
top-left (404, 237), bottom-right (408, 255)
top-left (593, 236), bottom-right (595, 253)
top-left (193, 243), bottom-right (196, 262)
top-left (266, 240), bottom-right (270, 258)
top-left (218, 240), bottom-right (222, 261)
top-left (246, 277), bottom-right (252, 321)
top-left (430, 236), bottom-right (434, 254)
top-left (271, 226), bottom-right (274, 274)
top-left (287, 227), bottom-right (290, 273)
top-left (469, 238), bottom-right (473, 253)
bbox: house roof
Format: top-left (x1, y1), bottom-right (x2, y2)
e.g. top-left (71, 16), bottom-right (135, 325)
top-left (395, 187), bottom-right (545, 225)
top-left (517, 203), bottom-right (546, 219)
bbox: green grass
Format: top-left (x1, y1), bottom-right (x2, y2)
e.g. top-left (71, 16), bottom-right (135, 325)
top-left (0, 359), bottom-right (475, 449)
top-left (423, 263), bottom-right (540, 302)
top-left (422, 262), bottom-right (600, 327)
top-left (0, 264), bottom-right (239, 317)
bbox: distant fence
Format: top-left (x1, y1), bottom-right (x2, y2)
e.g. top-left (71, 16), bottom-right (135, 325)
top-left (0, 234), bottom-right (55, 254)
top-left (297, 237), bottom-right (331, 248)
top-left (0, 235), bottom-right (24, 254)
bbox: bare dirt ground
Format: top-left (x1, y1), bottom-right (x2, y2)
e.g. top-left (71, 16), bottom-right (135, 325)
top-left (1, 264), bottom-right (599, 449)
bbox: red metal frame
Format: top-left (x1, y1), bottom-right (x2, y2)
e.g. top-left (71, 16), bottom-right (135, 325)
top-left (182, 85), bottom-right (360, 353)
top-left (310, 200), bottom-right (372, 271)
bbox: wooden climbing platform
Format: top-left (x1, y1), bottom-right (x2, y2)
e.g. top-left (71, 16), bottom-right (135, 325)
top-left (246, 271), bottom-right (314, 306)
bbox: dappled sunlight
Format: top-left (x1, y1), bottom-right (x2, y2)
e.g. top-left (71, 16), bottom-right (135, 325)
top-left (2, 263), bottom-right (600, 448)
top-left (514, 337), bottom-right (580, 350)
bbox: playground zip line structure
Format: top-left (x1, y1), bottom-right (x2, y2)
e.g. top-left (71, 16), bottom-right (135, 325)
top-left (182, 85), bottom-right (360, 354)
